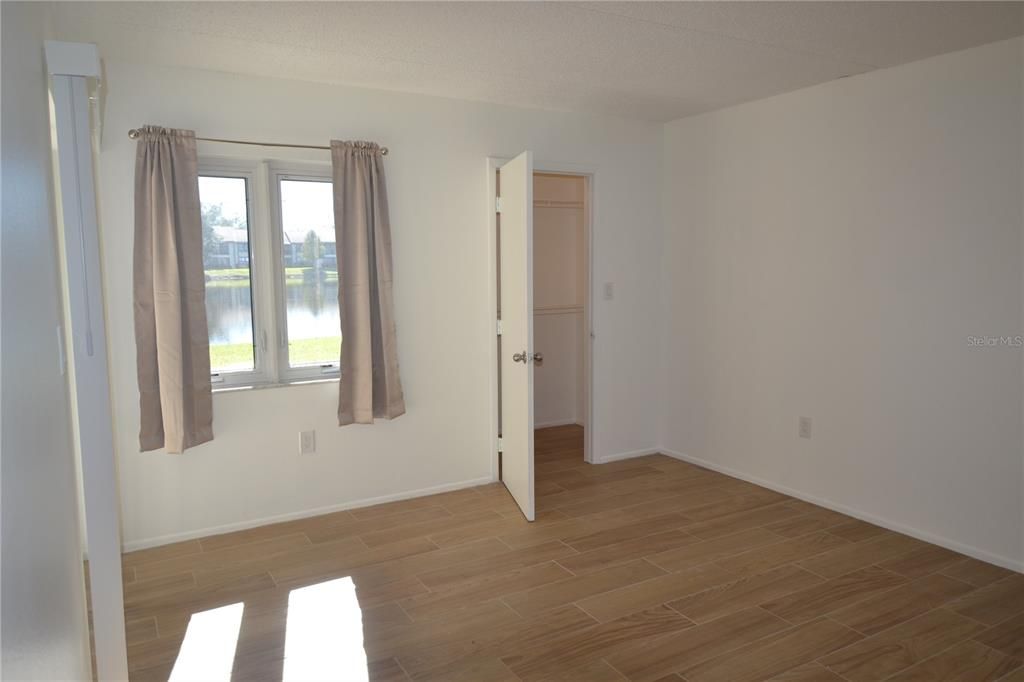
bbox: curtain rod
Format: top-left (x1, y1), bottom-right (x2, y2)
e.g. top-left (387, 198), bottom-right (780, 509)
top-left (126, 128), bottom-right (388, 155)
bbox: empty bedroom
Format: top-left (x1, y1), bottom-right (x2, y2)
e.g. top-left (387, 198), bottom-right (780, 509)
top-left (1, 2), bottom-right (1022, 680)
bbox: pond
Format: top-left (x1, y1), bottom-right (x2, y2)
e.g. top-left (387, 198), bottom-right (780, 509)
top-left (205, 276), bottom-right (341, 371)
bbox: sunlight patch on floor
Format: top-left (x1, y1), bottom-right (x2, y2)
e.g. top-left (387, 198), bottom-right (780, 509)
top-left (283, 577), bottom-right (368, 681)
top-left (169, 602), bottom-right (244, 682)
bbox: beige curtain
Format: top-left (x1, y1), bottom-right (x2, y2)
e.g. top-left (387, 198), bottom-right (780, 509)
top-left (332, 140), bottom-right (406, 424)
top-left (133, 126), bottom-right (213, 453)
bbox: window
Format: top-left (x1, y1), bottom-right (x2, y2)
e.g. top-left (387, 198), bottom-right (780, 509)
top-left (200, 172), bottom-right (262, 385)
top-left (275, 175), bottom-right (342, 380)
top-left (197, 160), bottom-right (339, 388)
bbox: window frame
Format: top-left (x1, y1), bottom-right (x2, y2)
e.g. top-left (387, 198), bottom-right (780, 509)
top-left (198, 158), bottom-right (341, 391)
top-left (268, 163), bottom-right (341, 383)
top-left (197, 159), bottom-right (272, 388)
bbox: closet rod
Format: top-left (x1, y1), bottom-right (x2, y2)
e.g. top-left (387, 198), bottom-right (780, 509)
top-left (126, 129), bottom-right (388, 155)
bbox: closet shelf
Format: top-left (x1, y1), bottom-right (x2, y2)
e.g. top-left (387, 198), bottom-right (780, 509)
top-left (534, 304), bottom-right (583, 316)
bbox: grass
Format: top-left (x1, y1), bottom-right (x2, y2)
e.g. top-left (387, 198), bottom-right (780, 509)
top-left (287, 337), bottom-right (342, 366)
top-left (210, 342), bottom-right (254, 371)
top-left (210, 336), bottom-right (341, 372)
top-left (205, 279), bottom-right (252, 289)
top-left (205, 267), bottom-right (338, 287)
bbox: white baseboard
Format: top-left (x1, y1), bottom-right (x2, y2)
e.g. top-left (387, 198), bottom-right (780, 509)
top-left (122, 475), bottom-right (495, 552)
top-left (593, 447), bottom-right (660, 464)
top-left (660, 448), bottom-right (1023, 573)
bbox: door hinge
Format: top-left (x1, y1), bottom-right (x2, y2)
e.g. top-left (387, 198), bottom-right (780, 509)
top-left (495, 196), bottom-right (503, 214)
top-left (497, 436), bottom-right (503, 453)
top-left (496, 319), bottom-right (503, 336)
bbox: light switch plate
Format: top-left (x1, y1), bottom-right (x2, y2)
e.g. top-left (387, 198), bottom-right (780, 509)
top-left (299, 430), bottom-right (316, 454)
top-left (799, 417), bottom-right (812, 439)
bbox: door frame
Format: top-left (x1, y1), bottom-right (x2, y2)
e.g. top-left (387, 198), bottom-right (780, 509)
top-left (486, 156), bottom-right (597, 481)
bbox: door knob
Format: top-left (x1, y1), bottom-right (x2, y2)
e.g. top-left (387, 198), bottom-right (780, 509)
top-left (532, 352), bottom-right (543, 365)
top-left (512, 351), bottom-right (529, 364)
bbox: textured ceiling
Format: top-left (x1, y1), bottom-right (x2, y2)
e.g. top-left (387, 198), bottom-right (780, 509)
top-left (50, 1), bottom-right (1024, 122)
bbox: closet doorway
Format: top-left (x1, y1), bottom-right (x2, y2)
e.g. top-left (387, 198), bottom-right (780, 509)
top-left (531, 171), bottom-right (590, 486)
top-left (488, 156), bottom-right (593, 522)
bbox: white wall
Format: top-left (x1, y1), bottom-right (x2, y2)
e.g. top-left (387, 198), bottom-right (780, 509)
top-left (661, 38), bottom-right (1024, 569)
top-left (89, 61), bottom-right (663, 548)
top-left (0, 3), bottom-right (93, 679)
top-left (534, 174), bottom-right (586, 428)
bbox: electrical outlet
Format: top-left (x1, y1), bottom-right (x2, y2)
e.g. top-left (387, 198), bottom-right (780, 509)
top-left (299, 430), bottom-right (316, 454)
top-left (798, 417), bottom-right (812, 439)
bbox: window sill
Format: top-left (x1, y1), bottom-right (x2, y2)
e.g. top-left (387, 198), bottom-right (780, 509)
top-left (212, 377), bottom-right (339, 394)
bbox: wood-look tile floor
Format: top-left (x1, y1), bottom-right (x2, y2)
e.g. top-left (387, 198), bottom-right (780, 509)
top-left (121, 425), bottom-right (1023, 681)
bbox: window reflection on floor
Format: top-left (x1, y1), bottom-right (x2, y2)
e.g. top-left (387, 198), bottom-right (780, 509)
top-left (283, 577), bottom-right (368, 682)
top-left (165, 577), bottom-right (369, 681)
top-left (169, 602), bottom-right (244, 682)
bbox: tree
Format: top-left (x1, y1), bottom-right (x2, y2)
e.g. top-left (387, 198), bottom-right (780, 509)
top-left (302, 230), bottom-right (323, 263)
top-left (201, 203), bottom-right (234, 265)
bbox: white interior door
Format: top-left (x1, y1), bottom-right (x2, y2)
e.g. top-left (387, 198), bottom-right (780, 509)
top-left (498, 151), bottom-right (535, 521)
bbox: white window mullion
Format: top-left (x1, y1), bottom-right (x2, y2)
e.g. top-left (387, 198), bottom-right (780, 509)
top-left (267, 167), bottom-right (292, 382)
top-left (251, 160), bottom-right (282, 384)
top-left (244, 164), bottom-right (269, 384)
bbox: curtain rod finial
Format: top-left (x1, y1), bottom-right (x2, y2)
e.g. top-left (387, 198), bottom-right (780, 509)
top-left (128, 128), bottom-right (141, 139)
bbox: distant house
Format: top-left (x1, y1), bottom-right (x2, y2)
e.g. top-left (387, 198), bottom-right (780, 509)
top-left (205, 222), bottom-right (336, 269)
top-left (282, 223), bottom-right (336, 269)
top-left (205, 224), bottom-right (250, 268)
